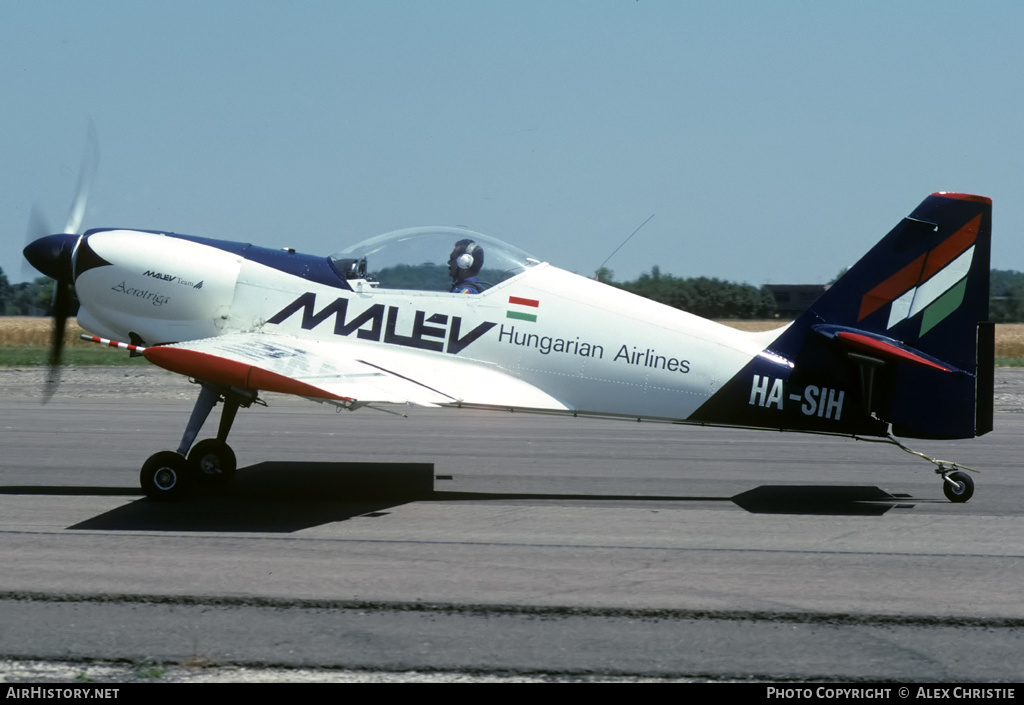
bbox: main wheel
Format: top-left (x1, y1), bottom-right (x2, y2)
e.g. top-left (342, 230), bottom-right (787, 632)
top-left (942, 470), bottom-right (975, 503)
top-left (187, 438), bottom-right (237, 487)
top-left (140, 451), bottom-right (192, 501)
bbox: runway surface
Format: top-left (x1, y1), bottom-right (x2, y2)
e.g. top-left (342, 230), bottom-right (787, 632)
top-left (1, 368), bottom-right (1022, 682)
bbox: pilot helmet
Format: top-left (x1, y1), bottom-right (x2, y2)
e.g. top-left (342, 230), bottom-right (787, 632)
top-left (448, 239), bottom-right (484, 280)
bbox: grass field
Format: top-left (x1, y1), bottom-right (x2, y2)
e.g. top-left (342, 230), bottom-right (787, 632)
top-left (2, 317), bottom-right (1023, 366)
top-left (0, 318), bottom-right (146, 366)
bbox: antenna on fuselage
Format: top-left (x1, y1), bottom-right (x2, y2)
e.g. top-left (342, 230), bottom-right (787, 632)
top-left (595, 213), bottom-right (655, 280)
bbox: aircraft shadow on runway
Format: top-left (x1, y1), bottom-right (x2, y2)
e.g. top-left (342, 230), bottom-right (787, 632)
top-left (0, 461), bottom-right (925, 532)
top-left (63, 462), bottom-right (434, 532)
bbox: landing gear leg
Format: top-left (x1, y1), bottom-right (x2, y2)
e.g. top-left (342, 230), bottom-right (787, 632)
top-left (176, 384), bottom-right (221, 457)
top-left (139, 382), bottom-right (257, 500)
top-left (884, 431), bottom-right (978, 504)
top-left (187, 395), bottom-right (240, 488)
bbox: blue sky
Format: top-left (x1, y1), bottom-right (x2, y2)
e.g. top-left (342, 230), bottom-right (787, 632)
top-left (3, 1), bottom-right (1022, 286)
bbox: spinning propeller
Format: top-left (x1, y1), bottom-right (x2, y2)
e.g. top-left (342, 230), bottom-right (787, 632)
top-left (22, 123), bottom-right (99, 399)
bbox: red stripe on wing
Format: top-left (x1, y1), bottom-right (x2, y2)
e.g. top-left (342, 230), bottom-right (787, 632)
top-left (143, 346), bottom-right (352, 401)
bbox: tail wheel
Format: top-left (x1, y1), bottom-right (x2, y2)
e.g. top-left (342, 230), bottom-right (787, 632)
top-left (943, 471), bottom-right (975, 503)
top-left (187, 439), bottom-right (237, 487)
top-left (140, 451), bottom-right (192, 501)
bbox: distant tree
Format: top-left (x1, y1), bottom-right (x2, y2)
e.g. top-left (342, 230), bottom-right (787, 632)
top-left (991, 270), bottom-right (1024, 322)
top-left (617, 267), bottom-right (775, 319)
top-left (614, 266), bottom-right (1024, 322)
top-left (372, 263), bottom-right (450, 291)
top-left (0, 267), bottom-right (9, 313)
top-left (828, 267), bottom-right (849, 285)
top-left (370, 263), bottom-right (511, 291)
top-left (0, 270), bottom-right (59, 316)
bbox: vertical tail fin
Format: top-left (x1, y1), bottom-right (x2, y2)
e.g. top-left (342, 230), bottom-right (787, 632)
top-left (693, 193), bottom-right (993, 439)
top-left (786, 192), bottom-right (993, 438)
top-left (807, 192), bottom-right (991, 369)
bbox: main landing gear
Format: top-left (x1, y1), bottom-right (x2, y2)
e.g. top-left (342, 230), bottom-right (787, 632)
top-left (139, 382), bottom-right (260, 501)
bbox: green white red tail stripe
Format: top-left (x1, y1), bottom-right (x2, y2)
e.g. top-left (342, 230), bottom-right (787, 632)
top-left (887, 245), bottom-right (974, 334)
top-left (857, 213), bottom-right (980, 336)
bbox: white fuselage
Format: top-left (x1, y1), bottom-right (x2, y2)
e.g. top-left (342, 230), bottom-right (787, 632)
top-left (75, 229), bottom-right (785, 420)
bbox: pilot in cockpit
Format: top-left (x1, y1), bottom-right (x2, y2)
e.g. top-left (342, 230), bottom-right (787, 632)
top-left (448, 239), bottom-right (490, 294)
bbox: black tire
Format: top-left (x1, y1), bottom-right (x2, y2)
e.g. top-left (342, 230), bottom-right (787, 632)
top-left (187, 438), bottom-right (237, 487)
top-left (140, 451), bottom-right (192, 501)
top-left (943, 471), bottom-right (975, 503)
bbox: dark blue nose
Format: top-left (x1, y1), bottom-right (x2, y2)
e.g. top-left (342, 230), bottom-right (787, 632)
top-left (23, 233), bottom-right (79, 281)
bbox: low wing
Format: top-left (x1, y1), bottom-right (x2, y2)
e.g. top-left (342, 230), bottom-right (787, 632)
top-left (140, 332), bottom-right (571, 411)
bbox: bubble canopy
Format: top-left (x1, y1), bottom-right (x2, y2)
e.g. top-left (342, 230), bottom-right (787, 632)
top-left (330, 226), bottom-right (540, 292)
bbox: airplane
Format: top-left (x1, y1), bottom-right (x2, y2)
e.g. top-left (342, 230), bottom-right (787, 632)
top-left (22, 191), bottom-right (993, 504)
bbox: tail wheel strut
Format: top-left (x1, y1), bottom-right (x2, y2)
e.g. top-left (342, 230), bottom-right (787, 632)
top-left (882, 431), bottom-right (979, 504)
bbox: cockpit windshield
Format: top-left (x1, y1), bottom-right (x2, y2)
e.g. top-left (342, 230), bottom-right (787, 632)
top-left (329, 226), bottom-right (540, 292)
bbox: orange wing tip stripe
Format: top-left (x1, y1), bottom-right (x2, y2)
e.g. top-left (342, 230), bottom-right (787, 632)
top-left (142, 346), bottom-right (352, 401)
top-left (834, 331), bottom-right (952, 373)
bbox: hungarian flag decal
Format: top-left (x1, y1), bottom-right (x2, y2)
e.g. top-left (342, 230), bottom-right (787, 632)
top-left (507, 296), bottom-right (540, 322)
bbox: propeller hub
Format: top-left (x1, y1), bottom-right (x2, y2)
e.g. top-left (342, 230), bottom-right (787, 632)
top-left (23, 233), bottom-right (79, 281)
